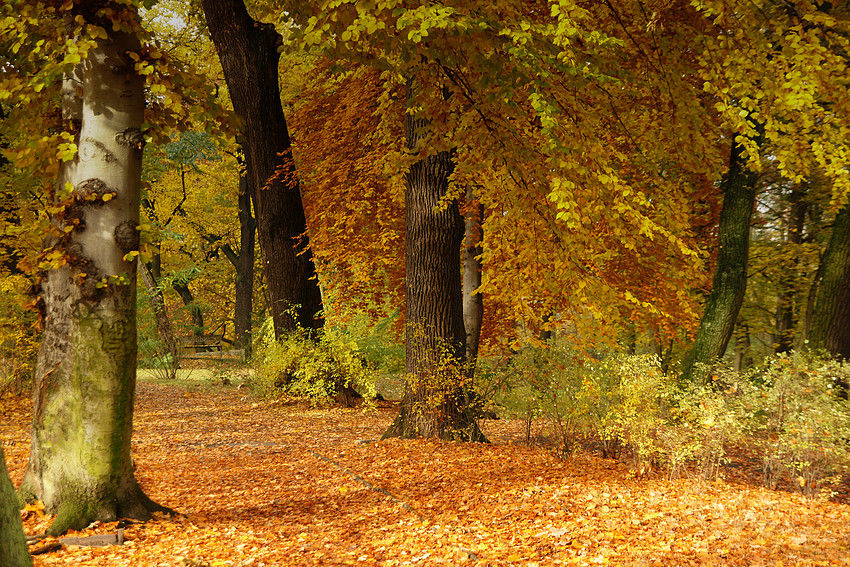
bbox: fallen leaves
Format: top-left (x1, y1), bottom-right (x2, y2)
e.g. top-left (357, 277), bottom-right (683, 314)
top-left (3, 380), bottom-right (850, 565)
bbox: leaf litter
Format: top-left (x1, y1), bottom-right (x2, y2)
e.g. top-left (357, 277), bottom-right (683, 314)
top-left (3, 383), bottom-right (850, 566)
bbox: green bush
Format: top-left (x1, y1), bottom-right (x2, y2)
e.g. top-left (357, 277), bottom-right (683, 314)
top-left (252, 319), bottom-right (375, 405)
top-left (738, 352), bottom-right (850, 496)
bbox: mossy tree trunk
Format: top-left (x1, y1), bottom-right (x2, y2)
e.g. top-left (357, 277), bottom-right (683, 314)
top-left (201, 0), bottom-right (324, 338)
top-left (680, 140), bottom-right (759, 382)
top-left (18, 9), bottom-right (166, 536)
top-left (808, 198), bottom-right (850, 359)
top-left (383, 110), bottom-right (486, 442)
top-left (1, 447), bottom-right (31, 567)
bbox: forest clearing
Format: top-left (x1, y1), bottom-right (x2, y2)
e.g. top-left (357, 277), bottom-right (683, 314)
top-left (3, 377), bottom-right (850, 566)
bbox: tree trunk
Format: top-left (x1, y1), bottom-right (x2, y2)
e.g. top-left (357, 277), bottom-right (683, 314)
top-left (172, 279), bottom-right (204, 340)
top-left (18, 13), bottom-right (167, 535)
top-left (462, 186), bottom-right (484, 367)
top-left (234, 173), bottom-right (255, 356)
top-left (1, 447), bottom-right (31, 567)
top-left (382, 113), bottom-right (485, 442)
top-left (774, 186), bottom-right (807, 353)
top-left (139, 262), bottom-right (179, 378)
top-left (200, 0), bottom-right (323, 338)
top-left (680, 140), bottom-right (759, 382)
top-left (808, 199), bottom-right (850, 359)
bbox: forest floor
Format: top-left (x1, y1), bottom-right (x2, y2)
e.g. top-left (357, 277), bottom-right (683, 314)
top-left (2, 377), bottom-right (850, 566)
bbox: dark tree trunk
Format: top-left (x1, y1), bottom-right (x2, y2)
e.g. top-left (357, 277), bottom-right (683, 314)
top-left (775, 186), bottom-right (807, 353)
top-left (808, 199), bottom-right (850, 359)
top-left (19, 10), bottom-right (167, 535)
top-left (733, 320), bottom-right (754, 372)
top-left (681, 140), bottom-right (759, 382)
top-left (1, 447), bottom-right (31, 567)
top-left (172, 279), bottom-right (204, 339)
top-left (233, 173), bottom-right (255, 356)
top-left (383, 113), bottom-right (485, 442)
top-left (200, 0), bottom-right (323, 338)
top-left (462, 186), bottom-right (484, 367)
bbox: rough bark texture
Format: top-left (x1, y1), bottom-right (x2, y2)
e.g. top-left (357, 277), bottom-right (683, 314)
top-left (462, 186), bottom-right (484, 366)
top-left (681, 140), bottom-right (759, 382)
top-left (201, 0), bottom-right (323, 338)
top-left (383, 114), bottom-right (485, 442)
top-left (19, 16), bottom-right (166, 535)
top-left (1, 447), bottom-right (31, 567)
top-left (808, 200), bottom-right (850, 359)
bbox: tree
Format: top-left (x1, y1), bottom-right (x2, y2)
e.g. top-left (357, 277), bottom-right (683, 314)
top-left (200, 0), bottom-right (324, 339)
top-left (462, 186), bottom-right (484, 366)
top-left (0, 448), bottom-right (30, 567)
top-left (808, 199), bottom-right (850, 359)
top-left (680, 140), bottom-right (760, 382)
top-left (16, 3), bottom-right (167, 535)
top-left (382, 107), bottom-right (485, 441)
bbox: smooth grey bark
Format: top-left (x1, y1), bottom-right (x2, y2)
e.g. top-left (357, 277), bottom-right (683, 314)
top-left (19, 11), bottom-right (166, 535)
top-left (808, 199), bottom-right (850, 359)
top-left (201, 0), bottom-right (323, 338)
top-left (383, 110), bottom-right (485, 442)
top-left (681, 140), bottom-right (759, 382)
top-left (0, 447), bottom-right (31, 567)
top-left (462, 186), bottom-right (484, 366)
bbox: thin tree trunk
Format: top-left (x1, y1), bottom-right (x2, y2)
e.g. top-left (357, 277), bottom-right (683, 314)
top-left (19, 10), bottom-right (167, 535)
top-left (1, 447), bottom-right (31, 567)
top-left (808, 199), bottom-right (850, 359)
top-left (383, 111), bottom-right (485, 442)
top-left (139, 262), bottom-right (178, 377)
top-left (201, 0), bottom-right (323, 338)
top-left (775, 186), bottom-right (807, 353)
top-left (234, 173), bottom-right (255, 356)
top-left (681, 140), bottom-right (759, 382)
top-left (172, 279), bottom-right (204, 340)
top-left (462, 186), bottom-right (484, 367)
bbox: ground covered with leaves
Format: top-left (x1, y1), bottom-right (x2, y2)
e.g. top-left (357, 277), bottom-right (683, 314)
top-left (2, 381), bottom-right (850, 566)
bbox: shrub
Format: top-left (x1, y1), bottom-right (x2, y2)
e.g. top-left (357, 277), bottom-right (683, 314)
top-left (739, 352), bottom-right (850, 496)
top-left (252, 319), bottom-right (374, 405)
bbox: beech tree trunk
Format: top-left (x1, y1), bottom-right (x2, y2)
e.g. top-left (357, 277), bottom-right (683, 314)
top-left (383, 113), bottom-right (485, 442)
top-left (681, 140), bottom-right (759, 382)
top-left (1, 447), bottom-right (30, 567)
top-left (462, 186), bottom-right (484, 366)
top-left (808, 199), bottom-right (850, 359)
top-left (18, 13), bottom-right (166, 535)
top-left (201, 0), bottom-right (323, 338)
